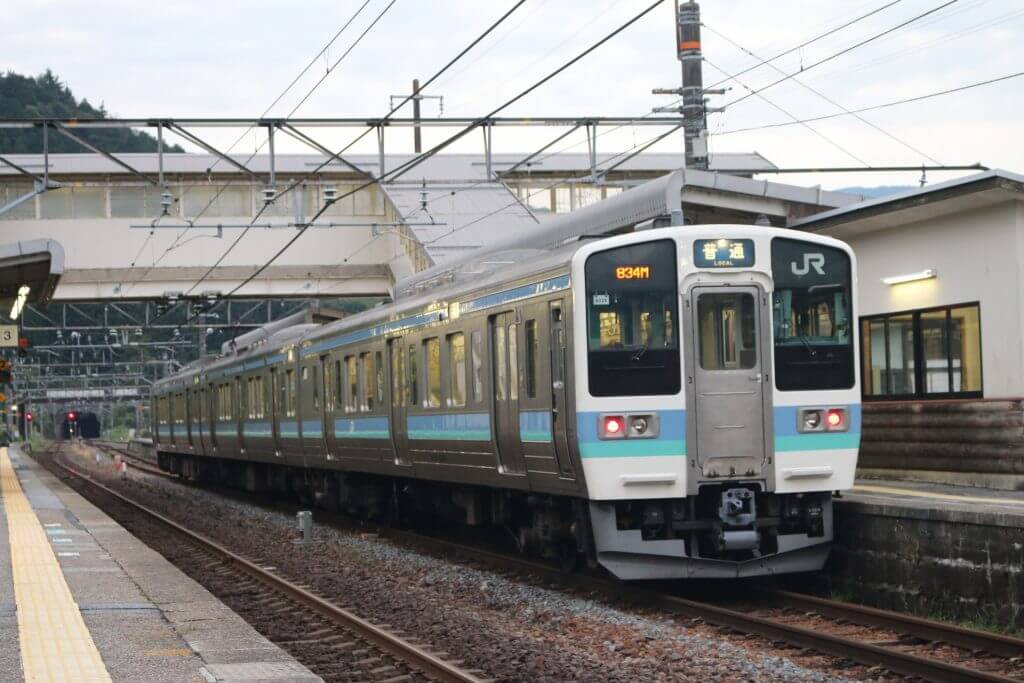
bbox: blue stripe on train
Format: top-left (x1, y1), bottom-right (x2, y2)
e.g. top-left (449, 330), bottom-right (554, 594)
top-left (334, 416), bottom-right (390, 439)
top-left (519, 410), bottom-right (553, 443)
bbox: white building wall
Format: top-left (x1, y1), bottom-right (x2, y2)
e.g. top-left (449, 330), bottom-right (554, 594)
top-left (840, 201), bottom-right (1023, 398)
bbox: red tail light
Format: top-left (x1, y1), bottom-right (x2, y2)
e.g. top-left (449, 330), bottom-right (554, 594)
top-left (825, 408), bottom-right (845, 430)
top-left (601, 415), bottom-right (625, 439)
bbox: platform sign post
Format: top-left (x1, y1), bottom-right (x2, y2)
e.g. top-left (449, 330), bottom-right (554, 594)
top-left (0, 325), bottom-right (16, 347)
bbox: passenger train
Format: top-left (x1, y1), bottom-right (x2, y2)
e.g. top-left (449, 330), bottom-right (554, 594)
top-left (153, 220), bottom-right (859, 580)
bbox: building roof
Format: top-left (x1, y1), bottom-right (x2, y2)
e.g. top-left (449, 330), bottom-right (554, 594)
top-left (788, 170), bottom-right (1024, 239)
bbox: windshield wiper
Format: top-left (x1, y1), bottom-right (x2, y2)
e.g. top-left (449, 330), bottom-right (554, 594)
top-left (797, 335), bottom-right (818, 358)
top-left (631, 343), bottom-right (649, 362)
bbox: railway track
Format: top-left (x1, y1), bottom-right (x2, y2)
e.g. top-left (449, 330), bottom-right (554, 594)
top-left (67, 441), bottom-right (1024, 682)
top-left (40, 442), bottom-right (488, 683)
top-left (371, 526), bottom-right (1024, 683)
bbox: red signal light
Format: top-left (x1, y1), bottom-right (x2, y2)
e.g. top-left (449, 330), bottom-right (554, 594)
top-left (67, 411), bottom-right (77, 421)
top-left (25, 412), bottom-right (32, 422)
top-left (602, 415), bottom-right (625, 438)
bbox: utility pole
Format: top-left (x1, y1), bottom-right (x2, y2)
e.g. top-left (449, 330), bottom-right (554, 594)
top-left (390, 80), bottom-right (444, 155)
top-left (652, 1), bottom-right (725, 170)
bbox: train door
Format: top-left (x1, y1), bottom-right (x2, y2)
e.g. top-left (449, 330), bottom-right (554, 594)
top-left (491, 312), bottom-right (525, 474)
top-left (549, 301), bottom-right (574, 477)
top-left (388, 338), bottom-right (411, 466)
top-left (236, 377), bottom-right (245, 452)
top-left (320, 356), bottom-right (333, 457)
top-left (689, 286), bottom-right (768, 478)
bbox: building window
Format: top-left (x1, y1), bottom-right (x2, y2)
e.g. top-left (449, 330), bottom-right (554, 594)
top-left (860, 303), bottom-right (982, 400)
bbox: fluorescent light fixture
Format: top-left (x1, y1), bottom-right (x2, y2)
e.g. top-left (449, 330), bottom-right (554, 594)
top-left (9, 285), bottom-right (29, 320)
top-left (881, 269), bottom-right (936, 286)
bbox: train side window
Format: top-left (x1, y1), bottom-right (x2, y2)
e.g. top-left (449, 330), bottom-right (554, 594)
top-left (525, 320), bottom-right (538, 399)
top-left (375, 351), bottom-right (385, 409)
top-left (333, 359), bottom-right (342, 410)
top-left (391, 343), bottom-right (404, 408)
top-left (494, 325), bottom-right (506, 401)
top-left (285, 369), bottom-right (296, 417)
top-left (447, 332), bottom-right (466, 407)
top-left (346, 356), bottom-right (357, 413)
top-left (508, 323), bottom-right (519, 401)
top-left (471, 331), bottom-right (483, 403)
top-left (323, 361), bottom-right (333, 412)
top-left (425, 338), bottom-right (441, 408)
top-left (311, 365), bottom-right (320, 410)
top-left (361, 352), bottom-right (375, 411)
top-left (408, 345), bottom-right (418, 407)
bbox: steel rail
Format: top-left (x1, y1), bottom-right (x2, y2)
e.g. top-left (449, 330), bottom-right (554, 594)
top-left (769, 590), bottom-right (1024, 659)
top-left (353, 526), bottom-right (1020, 683)
top-left (47, 453), bottom-right (485, 683)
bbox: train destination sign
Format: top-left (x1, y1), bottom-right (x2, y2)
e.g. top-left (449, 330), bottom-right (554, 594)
top-left (614, 265), bottom-right (651, 280)
top-left (693, 239), bottom-right (755, 268)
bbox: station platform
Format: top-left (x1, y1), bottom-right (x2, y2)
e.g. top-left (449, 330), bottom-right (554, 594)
top-left (832, 477), bottom-right (1024, 630)
top-left (0, 445), bottom-right (321, 683)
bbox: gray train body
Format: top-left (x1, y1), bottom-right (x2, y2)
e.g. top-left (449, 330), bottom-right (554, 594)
top-left (153, 223), bottom-right (860, 580)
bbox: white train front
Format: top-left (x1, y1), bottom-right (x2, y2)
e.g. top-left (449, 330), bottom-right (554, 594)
top-left (153, 222), bottom-right (860, 580)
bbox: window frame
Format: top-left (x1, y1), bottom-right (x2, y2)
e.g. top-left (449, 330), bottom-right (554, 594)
top-left (860, 301), bottom-right (983, 401)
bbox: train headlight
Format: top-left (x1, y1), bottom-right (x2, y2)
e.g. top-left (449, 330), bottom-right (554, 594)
top-left (631, 416), bottom-right (648, 435)
top-left (800, 409), bottom-right (822, 432)
top-left (599, 415), bottom-right (626, 439)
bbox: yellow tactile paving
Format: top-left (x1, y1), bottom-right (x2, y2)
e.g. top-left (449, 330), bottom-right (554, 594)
top-left (853, 483), bottom-right (1024, 507)
top-left (1, 448), bottom-right (111, 682)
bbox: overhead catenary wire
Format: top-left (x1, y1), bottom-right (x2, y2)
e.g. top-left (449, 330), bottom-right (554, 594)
top-left (214, 0), bottom-right (668, 302)
top-left (721, 0), bottom-right (960, 110)
top-left (178, 0), bottom-right (529, 301)
top-left (142, 0), bottom-right (530, 330)
top-left (702, 23), bottom-right (942, 166)
top-left (120, 0), bottom-right (380, 293)
top-left (702, 57), bottom-right (870, 167)
top-left (713, 70), bottom-right (1024, 137)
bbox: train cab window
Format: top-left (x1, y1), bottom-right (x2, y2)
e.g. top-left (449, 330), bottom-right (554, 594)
top-left (584, 239), bottom-right (680, 396)
top-left (471, 331), bottom-right (483, 403)
top-left (447, 333), bottom-right (466, 407)
top-left (771, 238), bottom-right (854, 391)
top-left (408, 345), bottom-right (418, 407)
top-left (360, 352), bottom-right (375, 411)
top-left (524, 320), bottom-right (538, 399)
top-left (346, 356), bottom-right (357, 412)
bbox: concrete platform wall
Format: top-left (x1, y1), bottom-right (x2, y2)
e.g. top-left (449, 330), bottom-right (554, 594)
top-left (859, 399), bottom-right (1024, 490)
top-left (831, 497), bottom-right (1024, 630)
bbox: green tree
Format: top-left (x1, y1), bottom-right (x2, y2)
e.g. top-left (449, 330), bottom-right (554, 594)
top-left (0, 70), bottom-right (184, 153)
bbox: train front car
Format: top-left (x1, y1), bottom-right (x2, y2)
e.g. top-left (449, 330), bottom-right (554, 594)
top-left (572, 225), bottom-right (859, 580)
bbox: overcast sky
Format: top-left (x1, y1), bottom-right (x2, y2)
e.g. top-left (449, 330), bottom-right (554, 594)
top-left (6, 0), bottom-right (1022, 189)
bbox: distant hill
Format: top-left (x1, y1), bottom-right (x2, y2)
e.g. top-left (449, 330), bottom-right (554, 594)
top-left (0, 70), bottom-right (184, 153)
top-left (837, 185), bottom-right (915, 199)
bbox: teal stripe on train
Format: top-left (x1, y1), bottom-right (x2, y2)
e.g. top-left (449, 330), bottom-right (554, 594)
top-left (335, 417), bottom-right (389, 439)
top-left (519, 410), bottom-right (553, 443)
top-left (408, 413), bottom-right (490, 441)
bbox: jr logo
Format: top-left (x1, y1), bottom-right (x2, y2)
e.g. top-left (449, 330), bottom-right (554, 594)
top-left (791, 253), bottom-right (825, 276)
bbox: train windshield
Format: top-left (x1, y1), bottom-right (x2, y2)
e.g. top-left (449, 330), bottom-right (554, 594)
top-left (771, 238), bottom-right (854, 391)
top-left (584, 239), bottom-right (680, 396)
